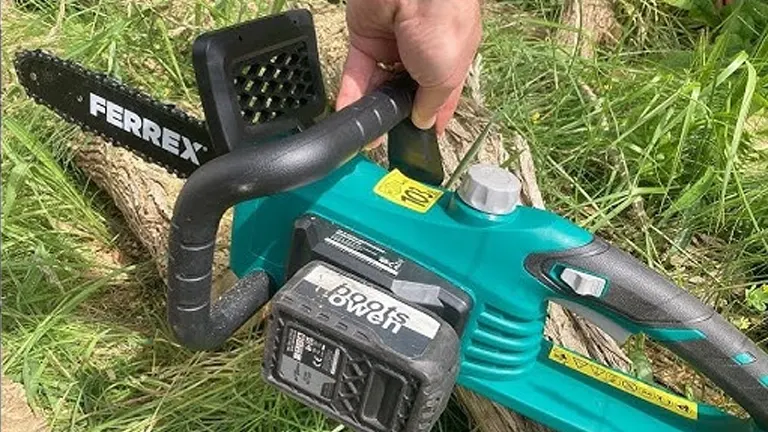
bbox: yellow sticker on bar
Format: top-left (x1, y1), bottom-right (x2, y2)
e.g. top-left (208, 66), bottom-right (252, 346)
top-left (548, 345), bottom-right (698, 420)
top-left (373, 169), bottom-right (443, 213)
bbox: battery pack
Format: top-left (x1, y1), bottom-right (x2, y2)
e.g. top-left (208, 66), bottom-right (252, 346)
top-left (262, 260), bottom-right (460, 432)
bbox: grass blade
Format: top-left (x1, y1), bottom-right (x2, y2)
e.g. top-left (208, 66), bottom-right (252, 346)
top-left (445, 116), bottom-right (497, 189)
top-left (720, 60), bottom-right (757, 217)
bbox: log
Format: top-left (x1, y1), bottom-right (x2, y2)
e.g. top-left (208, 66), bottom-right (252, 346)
top-left (69, 1), bottom-right (631, 431)
top-left (1, 375), bottom-right (48, 432)
top-left (555, 0), bottom-right (621, 59)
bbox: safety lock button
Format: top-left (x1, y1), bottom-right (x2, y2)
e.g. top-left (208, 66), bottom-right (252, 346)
top-left (560, 268), bottom-right (606, 297)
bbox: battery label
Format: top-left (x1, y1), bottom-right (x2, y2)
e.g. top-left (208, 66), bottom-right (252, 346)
top-left (324, 229), bottom-right (405, 276)
top-left (278, 326), bottom-right (341, 400)
top-left (297, 263), bottom-right (440, 358)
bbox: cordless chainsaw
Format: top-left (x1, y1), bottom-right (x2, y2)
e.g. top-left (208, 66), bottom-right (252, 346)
top-left (15, 9), bottom-right (768, 432)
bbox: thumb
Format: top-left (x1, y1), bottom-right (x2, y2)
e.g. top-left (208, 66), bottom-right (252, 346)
top-left (411, 84), bottom-right (454, 130)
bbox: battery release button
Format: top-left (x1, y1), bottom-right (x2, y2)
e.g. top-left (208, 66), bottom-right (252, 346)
top-left (560, 268), bottom-right (606, 297)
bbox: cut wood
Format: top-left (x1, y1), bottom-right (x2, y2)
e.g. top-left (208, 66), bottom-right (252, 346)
top-left (68, 2), bottom-right (631, 431)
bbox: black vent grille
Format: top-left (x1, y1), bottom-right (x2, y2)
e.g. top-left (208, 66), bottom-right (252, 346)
top-left (337, 350), bottom-right (372, 414)
top-left (394, 380), bottom-right (417, 431)
top-left (266, 312), bottom-right (422, 432)
top-left (335, 348), bottom-right (419, 432)
top-left (232, 41), bottom-right (318, 125)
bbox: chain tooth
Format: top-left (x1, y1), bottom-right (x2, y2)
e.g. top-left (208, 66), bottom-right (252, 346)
top-left (14, 48), bottom-right (209, 179)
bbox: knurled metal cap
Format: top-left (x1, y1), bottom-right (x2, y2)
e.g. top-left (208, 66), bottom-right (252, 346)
top-left (457, 163), bottom-right (521, 215)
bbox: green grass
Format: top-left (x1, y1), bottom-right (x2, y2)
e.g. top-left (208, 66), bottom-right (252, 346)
top-left (2, 0), bottom-right (767, 430)
top-left (479, 0), bottom-right (766, 411)
top-left (481, 0), bottom-right (768, 342)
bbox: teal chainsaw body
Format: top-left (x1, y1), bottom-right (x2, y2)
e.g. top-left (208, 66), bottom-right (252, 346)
top-left (227, 153), bottom-right (766, 432)
top-left (163, 10), bottom-right (767, 432)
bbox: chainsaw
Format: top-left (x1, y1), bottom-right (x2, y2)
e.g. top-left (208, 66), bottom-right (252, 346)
top-left (15, 9), bottom-right (768, 432)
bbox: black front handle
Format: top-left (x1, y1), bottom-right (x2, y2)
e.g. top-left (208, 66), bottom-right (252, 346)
top-left (167, 74), bottom-right (418, 351)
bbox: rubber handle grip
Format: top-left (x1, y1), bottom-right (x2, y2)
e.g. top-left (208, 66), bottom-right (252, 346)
top-left (166, 74), bottom-right (417, 351)
top-left (526, 237), bottom-right (768, 429)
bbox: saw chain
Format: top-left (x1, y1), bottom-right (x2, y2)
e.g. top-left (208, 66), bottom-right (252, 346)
top-left (14, 49), bottom-right (216, 178)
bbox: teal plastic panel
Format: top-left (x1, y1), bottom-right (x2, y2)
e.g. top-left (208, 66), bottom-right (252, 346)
top-left (228, 155), bottom-right (764, 432)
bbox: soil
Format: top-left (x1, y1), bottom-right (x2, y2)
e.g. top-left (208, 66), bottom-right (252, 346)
top-left (1, 376), bottom-right (48, 432)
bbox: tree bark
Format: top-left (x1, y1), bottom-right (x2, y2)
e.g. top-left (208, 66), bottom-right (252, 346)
top-left (70, 2), bottom-right (631, 431)
top-left (555, 0), bottom-right (621, 59)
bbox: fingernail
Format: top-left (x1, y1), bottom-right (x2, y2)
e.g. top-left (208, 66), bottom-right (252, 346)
top-left (364, 136), bottom-right (385, 150)
top-left (411, 110), bottom-right (437, 130)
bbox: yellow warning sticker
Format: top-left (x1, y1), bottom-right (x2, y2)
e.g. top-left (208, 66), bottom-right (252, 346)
top-left (373, 169), bottom-right (443, 213)
top-left (548, 345), bottom-right (698, 420)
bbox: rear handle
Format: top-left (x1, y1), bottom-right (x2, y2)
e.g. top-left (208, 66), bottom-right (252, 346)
top-left (166, 74), bottom-right (418, 351)
top-left (526, 236), bottom-right (768, 430)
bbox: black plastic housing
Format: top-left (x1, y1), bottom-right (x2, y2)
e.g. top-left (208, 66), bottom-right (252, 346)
top-left (192, 9), bottom-right (327, 153)
top-left (167, 73), bottom-right (419, 351)
top-left (263, 261), bottom-right (459, 432)
top-left (286, 214), bottom-right (472, 335)
top-left (387, 119), bottom-right (444, 186)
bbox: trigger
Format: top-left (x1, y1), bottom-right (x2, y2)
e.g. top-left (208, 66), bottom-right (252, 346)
top-left (553, 299), bottom-right (633, 345)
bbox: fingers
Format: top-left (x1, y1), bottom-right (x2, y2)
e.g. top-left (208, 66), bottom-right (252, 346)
top-left (335, 45), bottom-right (378, 111)
top-left (336, 45), bottom-right (395, 110)
top-left (434, 78), bottom-right (464, 135)
top-left (336, 45), bottom-right (394, 148)
top-left (411, 83), bottom-right (451, 130)
top-left (408, 33), bottom-right (479, 132)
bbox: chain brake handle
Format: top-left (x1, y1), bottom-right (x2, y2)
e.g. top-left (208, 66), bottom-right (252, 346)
top-left (193, 8), bottom-right (444, 187)
top-left (192, 9), bottom-right (327, 155)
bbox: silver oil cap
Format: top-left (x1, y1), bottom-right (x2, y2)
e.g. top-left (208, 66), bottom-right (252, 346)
top-left (457, 163), bottom-right (522, 215)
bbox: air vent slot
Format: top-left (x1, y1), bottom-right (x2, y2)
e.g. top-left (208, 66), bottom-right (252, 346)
top-left (232, 41), bottom-right (318, 126)
top-left (463, 303), bottom-right (544, 378)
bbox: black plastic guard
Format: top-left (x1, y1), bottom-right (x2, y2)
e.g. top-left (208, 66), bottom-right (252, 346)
top-left (192, 9), bottom-right (327, 153)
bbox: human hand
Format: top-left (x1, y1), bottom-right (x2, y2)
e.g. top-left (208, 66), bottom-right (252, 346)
top-left (335, 0), bottom-right (482, 146)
